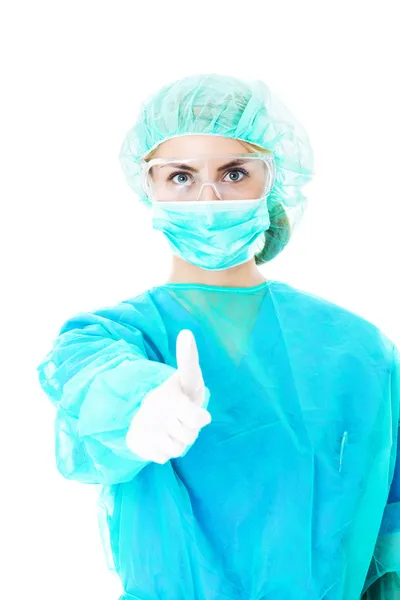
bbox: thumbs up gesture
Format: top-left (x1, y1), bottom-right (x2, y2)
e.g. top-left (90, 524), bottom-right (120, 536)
top-left (126, 330), bottom-right (212, 464)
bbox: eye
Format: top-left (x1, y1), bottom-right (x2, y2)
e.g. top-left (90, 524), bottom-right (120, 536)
top-left (168, 171), bottom-right (193, 185)
top-left (223, 168), bottom-right (248, 183)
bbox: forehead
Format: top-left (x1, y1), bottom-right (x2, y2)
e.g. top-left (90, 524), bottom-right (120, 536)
top-left (150, 134), bottom-right (250, 159)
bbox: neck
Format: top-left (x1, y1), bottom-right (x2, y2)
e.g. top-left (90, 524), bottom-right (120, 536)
top-left (165, 256), bottom-right (267, 288)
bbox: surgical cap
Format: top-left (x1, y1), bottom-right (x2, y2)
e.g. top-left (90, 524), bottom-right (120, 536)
top-left (119, 73), bottom-right (315, 262)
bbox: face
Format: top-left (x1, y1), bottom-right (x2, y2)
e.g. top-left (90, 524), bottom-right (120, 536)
top-left (145, 135), bottom-right (270, 202)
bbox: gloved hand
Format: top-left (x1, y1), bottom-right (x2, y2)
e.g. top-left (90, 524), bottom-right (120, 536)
top-left (126, 329), bottom-right (212, 464)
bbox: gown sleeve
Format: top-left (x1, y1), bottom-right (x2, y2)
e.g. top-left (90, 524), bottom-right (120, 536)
top-left (361, 344), bottom-right (400, 599)
top-left (36, 298), bottom-right (177, 485)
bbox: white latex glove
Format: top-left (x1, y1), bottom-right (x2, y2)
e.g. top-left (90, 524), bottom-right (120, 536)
top-left (126, 329), bottom-right (212, 464)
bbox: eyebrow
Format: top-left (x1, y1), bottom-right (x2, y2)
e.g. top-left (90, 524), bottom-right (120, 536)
top-left (159, 159), bottom-right (250, 173)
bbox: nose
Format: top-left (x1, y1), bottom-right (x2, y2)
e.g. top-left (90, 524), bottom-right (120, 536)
top-left (197, 182), bottom-right (222, 201)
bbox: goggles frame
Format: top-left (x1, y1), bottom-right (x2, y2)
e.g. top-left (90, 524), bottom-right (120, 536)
top-left (139, 152), bottom-right (276, 203)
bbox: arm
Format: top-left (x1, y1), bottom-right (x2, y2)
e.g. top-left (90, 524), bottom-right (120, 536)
top-left (37, 301), bottom-right (176, 485)
top-left (361, 345), bottom-right (400, 599)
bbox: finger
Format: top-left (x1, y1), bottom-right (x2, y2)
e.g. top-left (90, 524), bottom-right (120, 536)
top-left (176, 329), bottom-right (205, 403)
top-left (142, 443), bottom-right (171, 465)
top-left (151, 449), bottom-right (171, 465)
top-left (158, 434), bottom-right (187, 459)
top-left (168, 369), bottom-right (206, 409)
top-left (174, 394), bottom-right (212, 431)
top-left (166, 416), bottom-right (199, 446)
top-left (191, 381), bottom-right (207, 408)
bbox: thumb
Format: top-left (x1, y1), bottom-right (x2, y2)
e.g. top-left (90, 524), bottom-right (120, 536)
top-left (176, 329), bottom-right (206, 406)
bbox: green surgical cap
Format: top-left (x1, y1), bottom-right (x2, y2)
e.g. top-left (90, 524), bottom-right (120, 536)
top-left (119, 73), bottom-right (315, 262)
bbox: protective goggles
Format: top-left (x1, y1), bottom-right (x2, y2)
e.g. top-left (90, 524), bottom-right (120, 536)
top-left (139, 153), bottom-right (275, 203)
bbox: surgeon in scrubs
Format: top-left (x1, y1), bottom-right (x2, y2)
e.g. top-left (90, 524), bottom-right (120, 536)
top-left (37, 73), bottom-right (400, 599)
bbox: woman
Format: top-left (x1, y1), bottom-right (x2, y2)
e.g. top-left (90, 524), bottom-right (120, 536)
top-left (37, 73), bottom-right (400, 599)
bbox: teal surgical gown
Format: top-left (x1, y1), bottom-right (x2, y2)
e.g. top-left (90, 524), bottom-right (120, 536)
top-left (36, 280), bottom-right (400, 600)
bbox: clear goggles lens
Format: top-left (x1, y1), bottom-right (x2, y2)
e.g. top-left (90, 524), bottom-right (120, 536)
top-left (140, 153), bottom-right (275, 203)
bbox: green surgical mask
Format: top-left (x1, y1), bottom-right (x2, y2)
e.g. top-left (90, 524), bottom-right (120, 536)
top-left (151, 197), bottom-right (271, 271)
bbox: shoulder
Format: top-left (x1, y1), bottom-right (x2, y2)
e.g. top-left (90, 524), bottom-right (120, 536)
top-left (268, 280), bottom-right (397, 369)
top-left (268, 280), bottom-right (387, 330)
top-left (56, 288), bottom-right (159, 340)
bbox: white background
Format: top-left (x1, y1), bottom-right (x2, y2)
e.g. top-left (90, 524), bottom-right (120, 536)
top-left (1, 1), bottom-right (399, 598)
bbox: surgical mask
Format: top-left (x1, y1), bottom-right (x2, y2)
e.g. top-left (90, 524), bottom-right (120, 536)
top-left (151, 196), bottom-right (271, 271)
